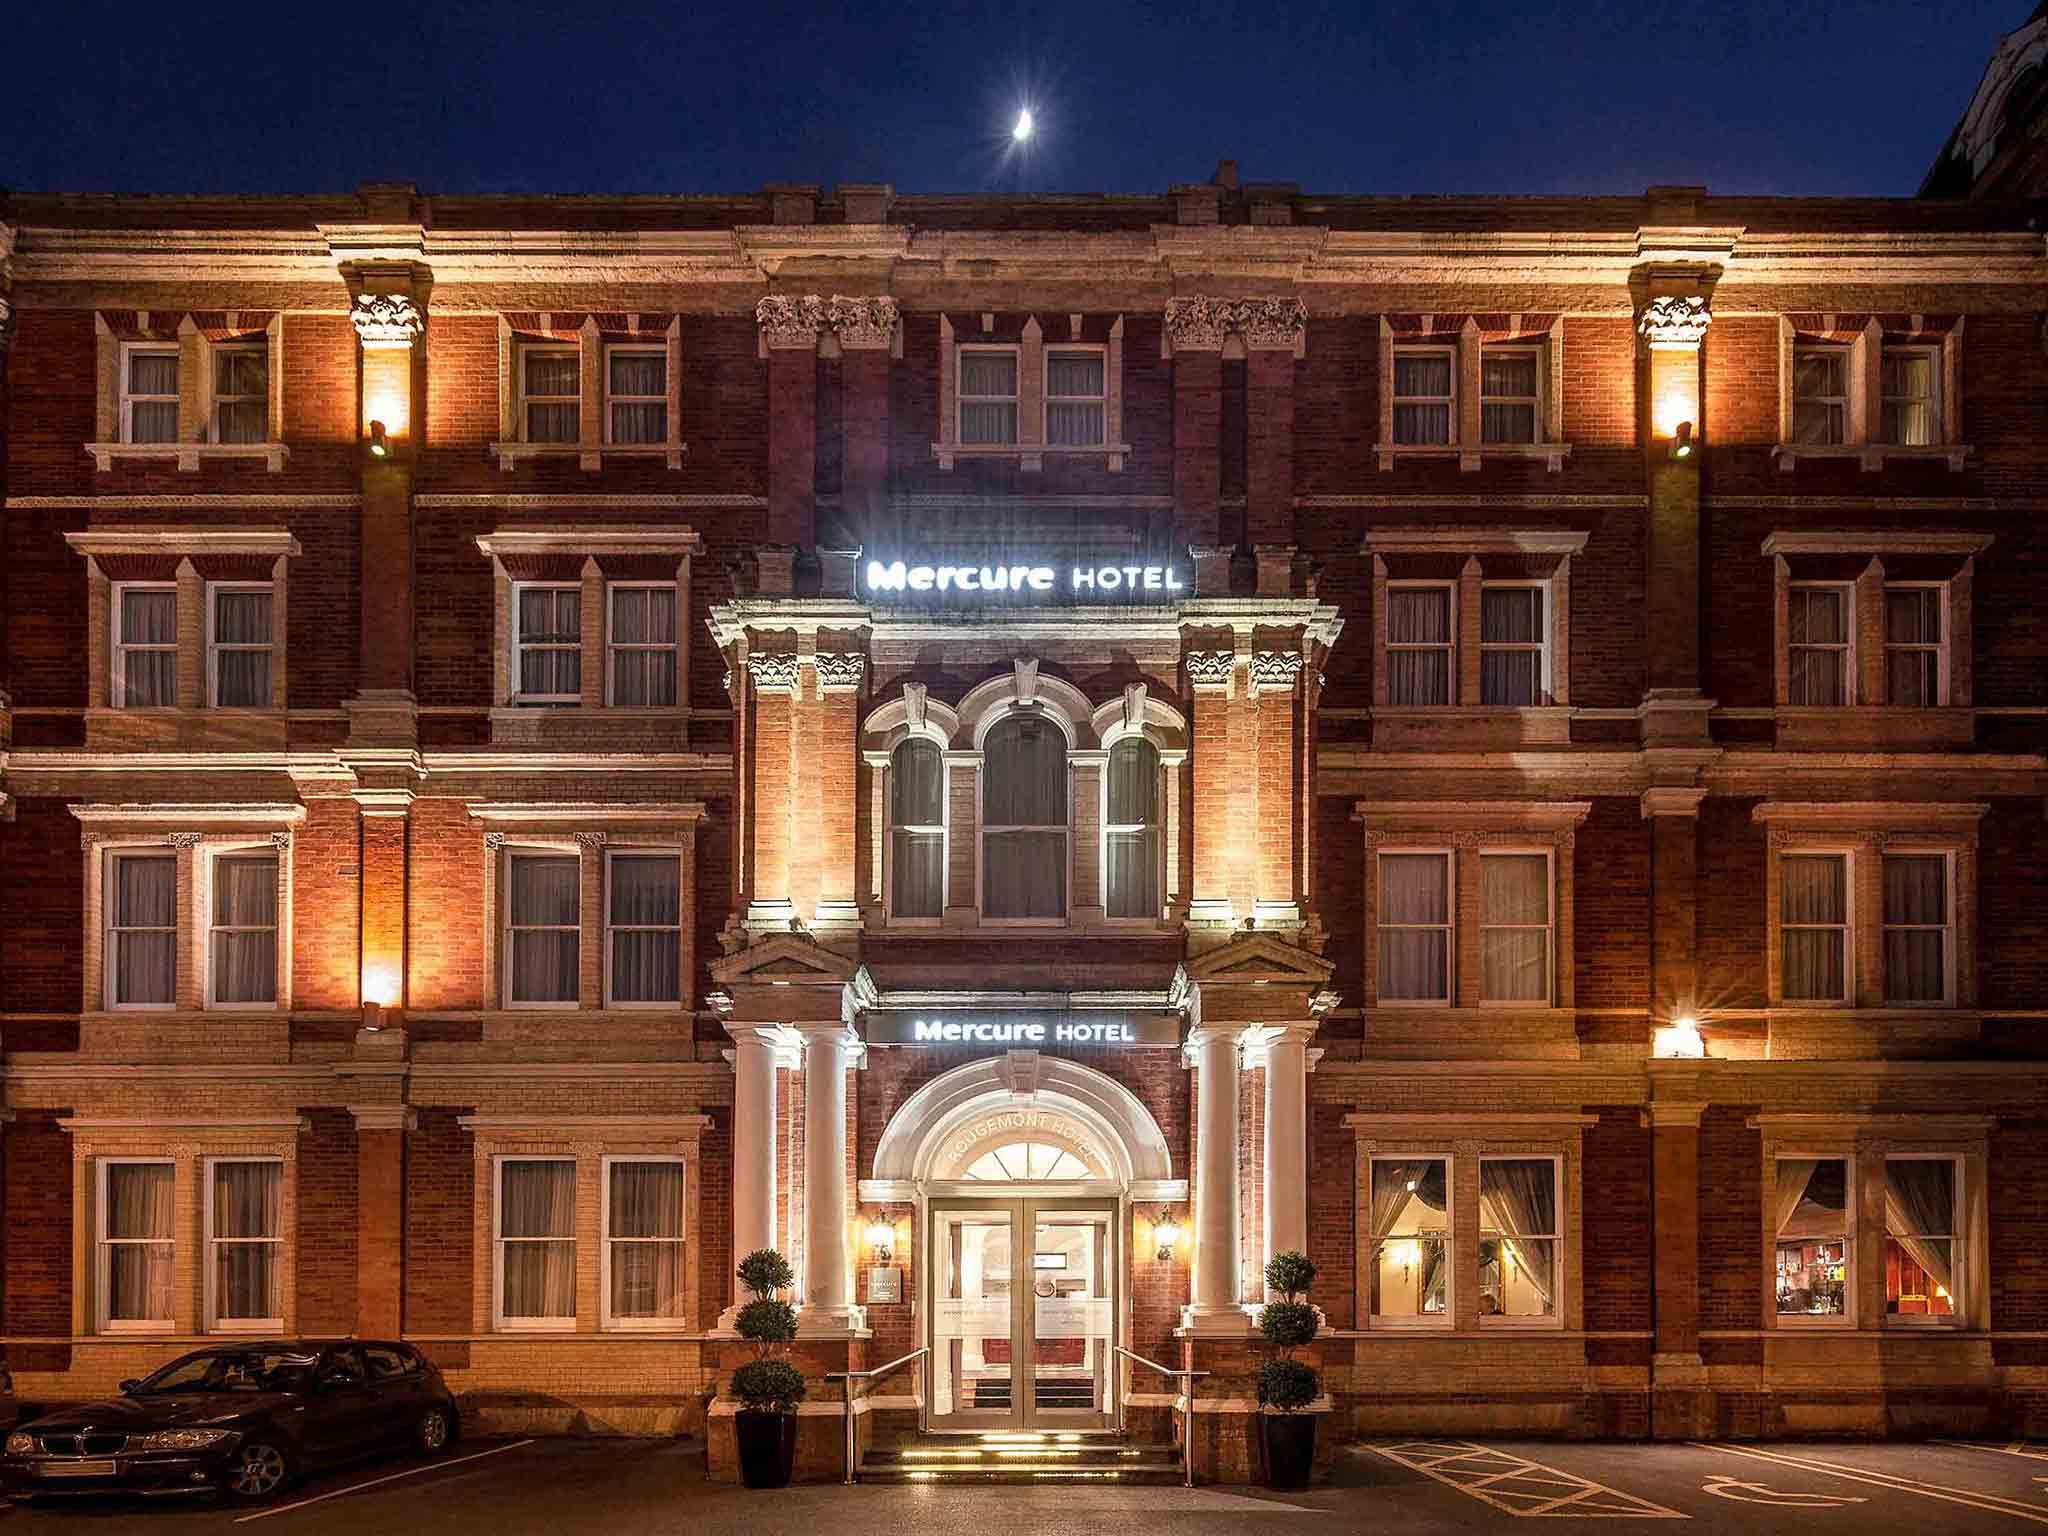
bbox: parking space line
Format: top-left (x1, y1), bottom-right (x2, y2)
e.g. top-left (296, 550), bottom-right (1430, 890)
top-left (1936, 1438), bottom-right (2048, 1462)
top-left (1691, 1441), bottom-right (2048, 1525)
top-left (232, 1438), bottom-right (536, 1523)
top-left (1371, 1440), bottom-right (1689, 1518)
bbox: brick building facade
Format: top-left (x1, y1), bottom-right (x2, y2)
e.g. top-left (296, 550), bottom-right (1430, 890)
top-left (0, 168), bottom-right (2044, 1480)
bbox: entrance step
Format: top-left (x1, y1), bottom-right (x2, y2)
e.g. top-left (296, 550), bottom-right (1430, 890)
top-left (861, 1433), bottom-right (1182, 1485)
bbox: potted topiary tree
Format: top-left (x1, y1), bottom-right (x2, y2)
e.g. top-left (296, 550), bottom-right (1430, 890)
top-left (1255, 1250), bottom-right (1321, 1490)
top-left (730, 1248), bottom-right (805, 1488)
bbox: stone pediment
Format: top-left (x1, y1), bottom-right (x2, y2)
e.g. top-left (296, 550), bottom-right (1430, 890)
top-left (710, 934), bottom-right (859, 987)
top-left (1183, 932), bottom-right (1335, 987)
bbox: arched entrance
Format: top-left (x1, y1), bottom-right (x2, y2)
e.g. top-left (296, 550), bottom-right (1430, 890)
top-left (861, 1055), bottom-right (1182, 1434)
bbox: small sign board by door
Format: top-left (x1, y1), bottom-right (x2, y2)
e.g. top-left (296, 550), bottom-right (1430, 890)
top-left (868, 1267), bottom-right (902, 1304)
top-left (864, 1011), bottom-right (1183, 1050)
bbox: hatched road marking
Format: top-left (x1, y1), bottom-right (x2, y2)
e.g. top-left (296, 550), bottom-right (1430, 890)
top-left (1371, 1440), bottom-right (1689, 1518)
top-left (233, 1438), bottom-right (536, 1523)
top-left (1936, 1439), bottom-right (2048, 1463)
top-left (1692, 1441), bottom-right (2048, 1526)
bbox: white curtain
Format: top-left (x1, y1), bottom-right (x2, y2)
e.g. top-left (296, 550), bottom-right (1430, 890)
top-left (212, 589), bottom-right (273, 706)
top-left (959, 352), bottom-right (1018, 444)
top-left (608, 588), bottom-right (677, 706)
top-left (609, 1162), bottom-right (685, 1320)
top-left (213, 1161), bottom-right (281, 1320)
top-left (1046, 351), bottom-right (1105, 446)
top-left (128, 352), bottom-right (180, 442)
top-left (1773, 1157), bottom-right (1847, 1316)
top-left (1105, 738), bottom-right (1159, 919)
top-left (1480, 587), bottom-right (1542, 705)
top-left (1480, 352), bottom-right (1538, 444)
top-left (608, 352), bottom-right (668, 444)
top-left (1883, 855), bottom-right (1947, 1003)
top-left (1479, 1160), bottom-right (1556, 1316)
top-left (509, 855), bottom-right (580, 1003)
top-left (608, 854), bottom-right (680, 1004)
top-left (524, 352), bottom-right (580, 443)
top-left (1884, 1160), bottom-right (1955, 1302)
top-left (212, 854), bottom-right (278, 1005)
top-left (114, 854), bottom-right (177, 1005)
top-left (1787, 588), bottom-right (1847, 706)
top-left (1781, 854), bottom-right (1847, 1000)
top-left (1392, 353), bottom-right (1452, 444)
top-left (105, 1163), bottom-right (175, 1322)
top-left (501, 1161), bottom-right (576, 1319)
top-left (891, 740), bottom-right (945, 917)
top-left (120, 589), bottom-right (177, 705)
top-left (1386, 588), bottom-right (1452, 705)
top-left (518, 588), bottom-right (581, 698)
top-left (1881, 352), bottom-right (1935, 447)
top-left (1378, 853), bottom-right (1449, 1001)
top-left (983, 718), bottom-right (1066, 919)
top-left (1774, 1159), bottom-right (1820, 1235)
top-left (1480, 854), bottom-right (1549, 1002)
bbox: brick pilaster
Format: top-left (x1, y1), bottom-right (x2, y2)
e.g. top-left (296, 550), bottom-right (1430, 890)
top-left (1245, 346), bottom-right (1295, 547)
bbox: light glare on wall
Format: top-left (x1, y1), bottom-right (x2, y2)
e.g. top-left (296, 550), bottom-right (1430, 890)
top-left (362, 963), bottom-right (401, 1009)
top-left (1653, 1017), bottom-right (1706, 1058)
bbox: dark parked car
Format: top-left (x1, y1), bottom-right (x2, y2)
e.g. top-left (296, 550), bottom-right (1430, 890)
top-left (2, 1340), bottom-right (457, 1504)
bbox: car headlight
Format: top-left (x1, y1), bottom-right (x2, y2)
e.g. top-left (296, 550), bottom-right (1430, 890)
top-left (132, 1429), bottom-right (236, 1452)
top-left (4, 1433), bottom-right (32, 1455)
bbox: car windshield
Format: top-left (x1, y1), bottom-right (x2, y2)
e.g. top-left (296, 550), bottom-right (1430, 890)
top-left (131, 1350), bottom-right (318, 1395)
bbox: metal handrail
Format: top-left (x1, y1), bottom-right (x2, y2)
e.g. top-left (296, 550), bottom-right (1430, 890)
top-left (825, 1346), bottom-right (928, 1485)
top-left (1113, 1344), bottom-right (1208, 1487)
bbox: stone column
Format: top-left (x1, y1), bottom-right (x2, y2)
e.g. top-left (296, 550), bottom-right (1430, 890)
top-left (1183, 1024), bottom-right (1249, 1334)
top-left (346, 283), bottom-right (425, 747)
top-left (720, 1025), bottom-right (792, 1328)
top-left (1249, 650), bottom-right (1304, 924)
top-left (1255, 1024), bottom-right (1316, 1284)
top-left (1637, 290), bottom-right (1713, 747)
top-left (756, 296), bottom-right (824, 573)
top-left (1165, 298), bottom-right (1227, 556)
top-left (796, 1024), bottom-right (863, 1334)
top-left (1184, 650), bottom-right (1238, 925)
top-left (743, 653), bottom-right (800, 928)
top-left (811, 653), bottom-right (865, 929)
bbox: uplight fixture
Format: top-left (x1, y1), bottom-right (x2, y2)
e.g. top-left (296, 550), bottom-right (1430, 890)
top-left (1670, 420), bottom-right (1694, 459)
top-left (1653, 1015), bottom-right (1707, 1059)
top-left (367, 420), bottom-right (390, 459)
top-left (1152, 1216), bottom-right (1182, 1263)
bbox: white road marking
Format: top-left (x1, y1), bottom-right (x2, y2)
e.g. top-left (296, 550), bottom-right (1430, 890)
top-left (1701, 1475), bottom-right (1864, 1507)
top-left (1936, 1438), bottom-right (2048, 1463)
top-left (1693, 1441), bottom-right (2048, 1525)
top-left (232, 1438), bottom-right (536, 1523)
top-left (1372, 1440), bottom-right (1688, 1518)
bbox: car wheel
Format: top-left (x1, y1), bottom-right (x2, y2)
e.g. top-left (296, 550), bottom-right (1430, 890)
top-left (224, 1439), bottom-right (293, 1503)
top-left (416, 1406), bottom-right (453, 1455)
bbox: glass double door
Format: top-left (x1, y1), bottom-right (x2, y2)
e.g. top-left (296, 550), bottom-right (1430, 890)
top-left (927, 1197), bottom-right (1118, 1431)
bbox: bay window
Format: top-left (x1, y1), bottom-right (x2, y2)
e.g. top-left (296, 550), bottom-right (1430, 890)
top-left (1884, 1157), bottom-right (1958, 1322)
top-left (603, 1158), bottom-right (687, 1327)
top-left (122, 346), bottom-right (180, 444)
top-left (208, 852), bottom-right (279, 1007)
top-left (1779, 852), bottom-right (1850, 1003)
top-left (1478, 1157), bottom-right (1559, 1322)
top-left (1377, 851), bottom-right (1452, 1003)
top-left (207, 584), bottom-right (274, 707)
top-left (1773, 1157), bottom-right (1851, 1320)
top-left (113, 584), bottom-right (178, 708)
top-left (606, 584), bottom-right (677, 706)
top-left (495, 1157), bottom-right (577, 1328)
top-left (1479, 852), bottom-right (1551, 1004)
top-left (890, 738), bottom-right (946, 920)
top-left (506, 852), bottom-right (580, 1005)
top-left (521, 347), bottom-right (580, 443)
top-left (107, 851), bottom-right (177, 1008)
top-left (982, 715), bottom-right (1066, 920)
top-left (98, 1160), bottom-right (175, 1331)
top-left (605, 852), bottom-right (682, 1007)
top-left (513, 584), bottom-right (582, 703)
top-left (1104, 736), bottom-right (1160, 919)
top-left (207, 1159), bottom-right (283, 1330)
top-left (1367, 1157), bottom-right (1450, 1323)
top-left (1386, 585), bottom-right (1454, 706)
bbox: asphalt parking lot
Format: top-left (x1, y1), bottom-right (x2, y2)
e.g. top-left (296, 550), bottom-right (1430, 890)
top-left (3, 1435), bottom-right (2044, 1533)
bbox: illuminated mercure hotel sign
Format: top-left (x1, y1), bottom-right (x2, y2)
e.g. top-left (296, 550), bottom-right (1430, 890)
top-left (864, 1011), bottom-right (1183, 1048)
top-left (865, 558), bottom-right (1186, 599)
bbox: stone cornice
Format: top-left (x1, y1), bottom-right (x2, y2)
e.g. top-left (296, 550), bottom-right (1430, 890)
top-left (465, 801), bottom-right (707, 825)
top-left (1761, 529), bottom-right (1995, 558)
top-left (64, 527), bottom-right (302, 559)
top-left (1353, 799), bottom-right (1593, 830)
top-left (473, 526), bottom-right (703, 558)
top-left (1750, 800), bottom-right (1989, 828)
top-left (1363, 527), bottom-right (1590, 556)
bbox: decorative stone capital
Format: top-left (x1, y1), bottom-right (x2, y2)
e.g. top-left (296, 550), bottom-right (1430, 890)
top-left (0, 294), bottom-right (13, 356)
top-left (1248, 649), bottom-right (1304, 694)
top-left (814, 652), bottom-right (866, 693)
top-left (1184, 650), bottom-right (1236, 691)
top-left (482, 831), bottom-right (507, 851)
top-left (755, 294), bottom-right (826, 349)
top-left (746, 652), bottom-right (802, 695)
top-left (351, 292), bottom-right (424, 351)
top-left (573, 830), bottom-right (608, 847)
top-left (1231, 297), bottom-right (1307, 349)
top-left (825, 295), bottom-right (898, 349)
top-left (1637, 296), bottom-right (1712, 351)
top-left (166, 831), bottom-right (205, 849)
top-left (269, 830), bottom-right (293, 850)
top-left (1163, 296), bottom-right (1234, 351)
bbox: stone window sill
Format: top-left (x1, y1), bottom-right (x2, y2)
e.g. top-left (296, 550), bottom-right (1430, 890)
top-left (933, 442), bottom-right (1130, 472)
top-left (487, 442), bottom-right (686, 472)
top-left (1771, 443), bottom-right (1971, 472)
top-left (1374, 442), bottom-right (1572, 472)
top-left (86, 442), bottom-right (289, 473)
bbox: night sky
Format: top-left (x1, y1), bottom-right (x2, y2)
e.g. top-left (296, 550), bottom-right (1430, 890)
top-left (2, 0), bottom-right (2029, 199)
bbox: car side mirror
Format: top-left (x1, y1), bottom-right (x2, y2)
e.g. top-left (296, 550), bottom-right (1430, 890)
top-left (118, 1379), bottom-right (140, 1394)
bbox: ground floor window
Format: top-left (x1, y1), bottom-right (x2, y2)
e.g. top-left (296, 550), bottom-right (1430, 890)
top-left (1367, 1157), bottom-right (1450, 1322)
top-left (603, 1158), bottom-right (687, 1326)
top-left (207, 1158), bottom-right (283, 1329)
top-left (1885, 1157), bottom-right (1958, 1321)
top-left (1478, 1158), bottom-right (1558, 1321)
top-left (1774, 1157), bottom-right (1851, 1319)
top-left (496, 1157), bottom-right (577, 1327)
top-left (97, 1159), bottom-right (175, 1331)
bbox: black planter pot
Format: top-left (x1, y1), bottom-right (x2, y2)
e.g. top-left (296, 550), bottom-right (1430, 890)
top-left (735, 1409), bottom-right (798, 1488)
top-left (1261, 1412), bottom-right (1317, 1490)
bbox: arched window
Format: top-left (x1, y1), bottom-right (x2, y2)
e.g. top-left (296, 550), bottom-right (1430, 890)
top-left (890, 738), bottom-right (945, 918)
top-left (1104, 736), bottom-right (1160, 918)
top-left (982, 714), bottom-right (1067, 919)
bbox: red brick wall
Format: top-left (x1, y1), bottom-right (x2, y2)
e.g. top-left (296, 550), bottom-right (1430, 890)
top-left (295, 1108), bottom-right (359, 1334)
top-left (404, 1108), bottom-right (475, 1346)
top-left (1581, 1107), bottom-right (1653, 1357)
top-left (0, 798), bottom-right (84, 1026)
top-left (4, 1112), bottom-right (74, 1372)
top-left (1697, 1104), bottom-right (1764, 1363)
